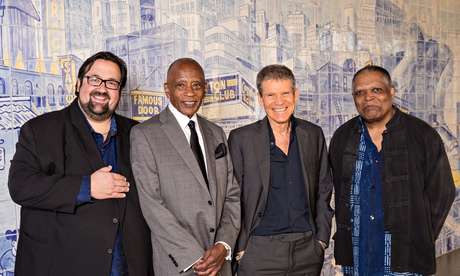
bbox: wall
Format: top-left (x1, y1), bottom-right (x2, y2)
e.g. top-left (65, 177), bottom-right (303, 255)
top-left (0, 0), bottom-right (459, 275)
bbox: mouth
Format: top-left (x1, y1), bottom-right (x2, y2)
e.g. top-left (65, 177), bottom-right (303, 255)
top-left (364, 104), bottom-right (378, 108)
top-left (272, 107), bottom-right (288, 113)
top-left (90, 91), bottom-right (110, 103)
top-left (183, 101), bottom-right (197, 107)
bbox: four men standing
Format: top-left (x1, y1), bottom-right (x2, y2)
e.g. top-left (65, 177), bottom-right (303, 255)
top-left (7, 51), bottom-right (455, 276)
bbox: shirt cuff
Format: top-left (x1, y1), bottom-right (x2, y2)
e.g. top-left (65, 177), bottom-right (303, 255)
top-left (77, 175), bottom-right (92, 205)
top-left (215, 241), bottom-right (232, 261)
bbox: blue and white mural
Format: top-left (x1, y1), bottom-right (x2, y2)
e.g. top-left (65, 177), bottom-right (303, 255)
top-left (1, 0), bottom-right (459, 274)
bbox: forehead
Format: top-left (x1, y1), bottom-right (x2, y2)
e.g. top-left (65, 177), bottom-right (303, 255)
top-left (86, 59), bottom-right (121, 79)
top-left (353, 70), bottom-right (388, 88)
top-left (168, 61), bottom-right (204, 81)
top-left (261, 78), bottom-right (292, 91)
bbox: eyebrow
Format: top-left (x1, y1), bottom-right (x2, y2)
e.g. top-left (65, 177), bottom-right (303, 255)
top-left (88, 75), bottom-right (120, 82)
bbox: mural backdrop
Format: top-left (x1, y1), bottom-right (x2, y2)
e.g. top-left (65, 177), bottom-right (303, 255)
top-left (0, 0), bottom-right (459, 275)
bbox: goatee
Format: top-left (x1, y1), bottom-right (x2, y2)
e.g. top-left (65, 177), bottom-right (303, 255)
top-left (79, 91), bottom-right (115, 121)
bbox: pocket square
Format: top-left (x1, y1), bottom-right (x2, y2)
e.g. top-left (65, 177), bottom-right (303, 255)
top-left (215, 143), bottom-right (227, 159)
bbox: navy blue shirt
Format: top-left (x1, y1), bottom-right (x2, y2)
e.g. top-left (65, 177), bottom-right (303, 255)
top-left (252, 117), bottom-right (311, 236)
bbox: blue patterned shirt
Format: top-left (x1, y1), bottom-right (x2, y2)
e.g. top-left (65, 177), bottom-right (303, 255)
top-left (342, 117), bottom-right (425, 276)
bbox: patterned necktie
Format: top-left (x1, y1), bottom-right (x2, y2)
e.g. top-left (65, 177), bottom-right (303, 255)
top-left (188, 120), bottom-right (209, 189)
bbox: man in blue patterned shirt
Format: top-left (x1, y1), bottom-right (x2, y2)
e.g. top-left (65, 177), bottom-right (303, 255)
top-left (329, 65), bottom-right (455, 275)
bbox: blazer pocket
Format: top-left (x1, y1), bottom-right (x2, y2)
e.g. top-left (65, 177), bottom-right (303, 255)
top-left (215, 143), bottom-right (227, 159)
top-left (22, 229), bottom-right (48, 243)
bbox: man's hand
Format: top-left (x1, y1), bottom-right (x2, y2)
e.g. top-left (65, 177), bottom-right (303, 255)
top-left (192, 244), bottom-right (227, 276)
top-left (90, 166), bottom-right (130, 199)
top-left (319, 240), bottom-right (327, 250)
top-left (235, 250), bottom-right (244, 263)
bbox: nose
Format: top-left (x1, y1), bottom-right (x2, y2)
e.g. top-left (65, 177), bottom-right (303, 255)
top-left (364, 91), bottom-right (374, 101)
top-left (183, 85), bottom-right (197, 96)
top-left (274, 94), bottom-right (283, 104)
top-left (98, 81), bottom-right (109, 91)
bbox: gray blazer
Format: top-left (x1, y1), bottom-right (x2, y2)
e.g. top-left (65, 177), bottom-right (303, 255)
top-left (228, 117), bottom-right (334, 270)
top-left (130, 106), bottom-right (240, 275)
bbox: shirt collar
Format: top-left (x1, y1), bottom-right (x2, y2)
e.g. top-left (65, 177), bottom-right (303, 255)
top-left (168, 104), bottom-right (199, 131)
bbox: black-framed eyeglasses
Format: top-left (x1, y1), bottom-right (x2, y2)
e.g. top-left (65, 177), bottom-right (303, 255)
top-left (84, 76), bottom-right (121, 90)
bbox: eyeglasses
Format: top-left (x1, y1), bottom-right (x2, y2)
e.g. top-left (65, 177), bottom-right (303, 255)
top-left (84, 76), bottom-right (121, 90)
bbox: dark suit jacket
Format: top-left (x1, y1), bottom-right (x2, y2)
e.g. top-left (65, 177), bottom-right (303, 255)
top-left (228, 117), bottom-right (334, 270)
top-left (8, 100), bottom-right (153, 276)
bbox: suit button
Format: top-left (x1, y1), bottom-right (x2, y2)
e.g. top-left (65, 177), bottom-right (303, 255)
top-left (113, 218), bottom-right (118, 223)
top-left (107, 248), bottom-right (113, 254)
top-left (210, 228), bottom-right (215, 233)
top-left (208, 201), bottom-right (212, 205)
top-left (258, 212), bottom-right (262, 217)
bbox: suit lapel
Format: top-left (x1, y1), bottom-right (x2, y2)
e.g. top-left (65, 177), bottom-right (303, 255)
top-left (253, 117), bottom-right (271, 199)
top-left (115, 115), bottom-right (131, 177)
top-left (115, 115), bottom-right (131, 216)
top-left (69, 101), bottom-right (104, 170)
top-left (160, 109), bottom-right (210, 192)
top-left (296, 123), bottom-right (312, 203)
top-left (198, 116), bottom-right (216, 196)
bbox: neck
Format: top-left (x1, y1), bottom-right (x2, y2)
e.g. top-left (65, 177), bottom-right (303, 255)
top-left (270, 121), bottom-right (291, 136)
top-left (363, 108), bottom-right (395, 131)
top-left (87, 117), bottom-right (112, 135)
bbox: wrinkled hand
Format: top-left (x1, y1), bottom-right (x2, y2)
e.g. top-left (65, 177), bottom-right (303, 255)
top-left (90, 166), bottom-right (129, 199)
top-left (193, 244), bottom-right (227, 276)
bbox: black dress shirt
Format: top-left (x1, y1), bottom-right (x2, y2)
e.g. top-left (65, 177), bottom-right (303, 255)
top-left (252, 117), bottom-right (311, 236)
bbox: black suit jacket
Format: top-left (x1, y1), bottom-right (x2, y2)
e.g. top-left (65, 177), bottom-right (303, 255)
top-left (8, 100), bottom-right (153, 276)
top-left (228, 117), bottom-right (334, 271)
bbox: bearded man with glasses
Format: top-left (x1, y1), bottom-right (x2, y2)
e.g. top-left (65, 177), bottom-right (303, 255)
top-left (8, 51), bottom-right (154, 276)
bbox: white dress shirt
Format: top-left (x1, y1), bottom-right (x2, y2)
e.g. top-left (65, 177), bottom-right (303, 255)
top-left (168, 104), bottom-right (208, 173)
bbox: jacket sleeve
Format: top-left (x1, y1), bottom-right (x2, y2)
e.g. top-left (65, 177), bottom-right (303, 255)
top-left (313, 128), bottom-right (335, 246)
top-left (214, 127), bottom-right (241, 253)
top-left (227, 130), bottom-right (248, 252)
top-left (8, 122), bottom-right (83, 214)
top-left (426, 130), bottom-right (456, 239)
